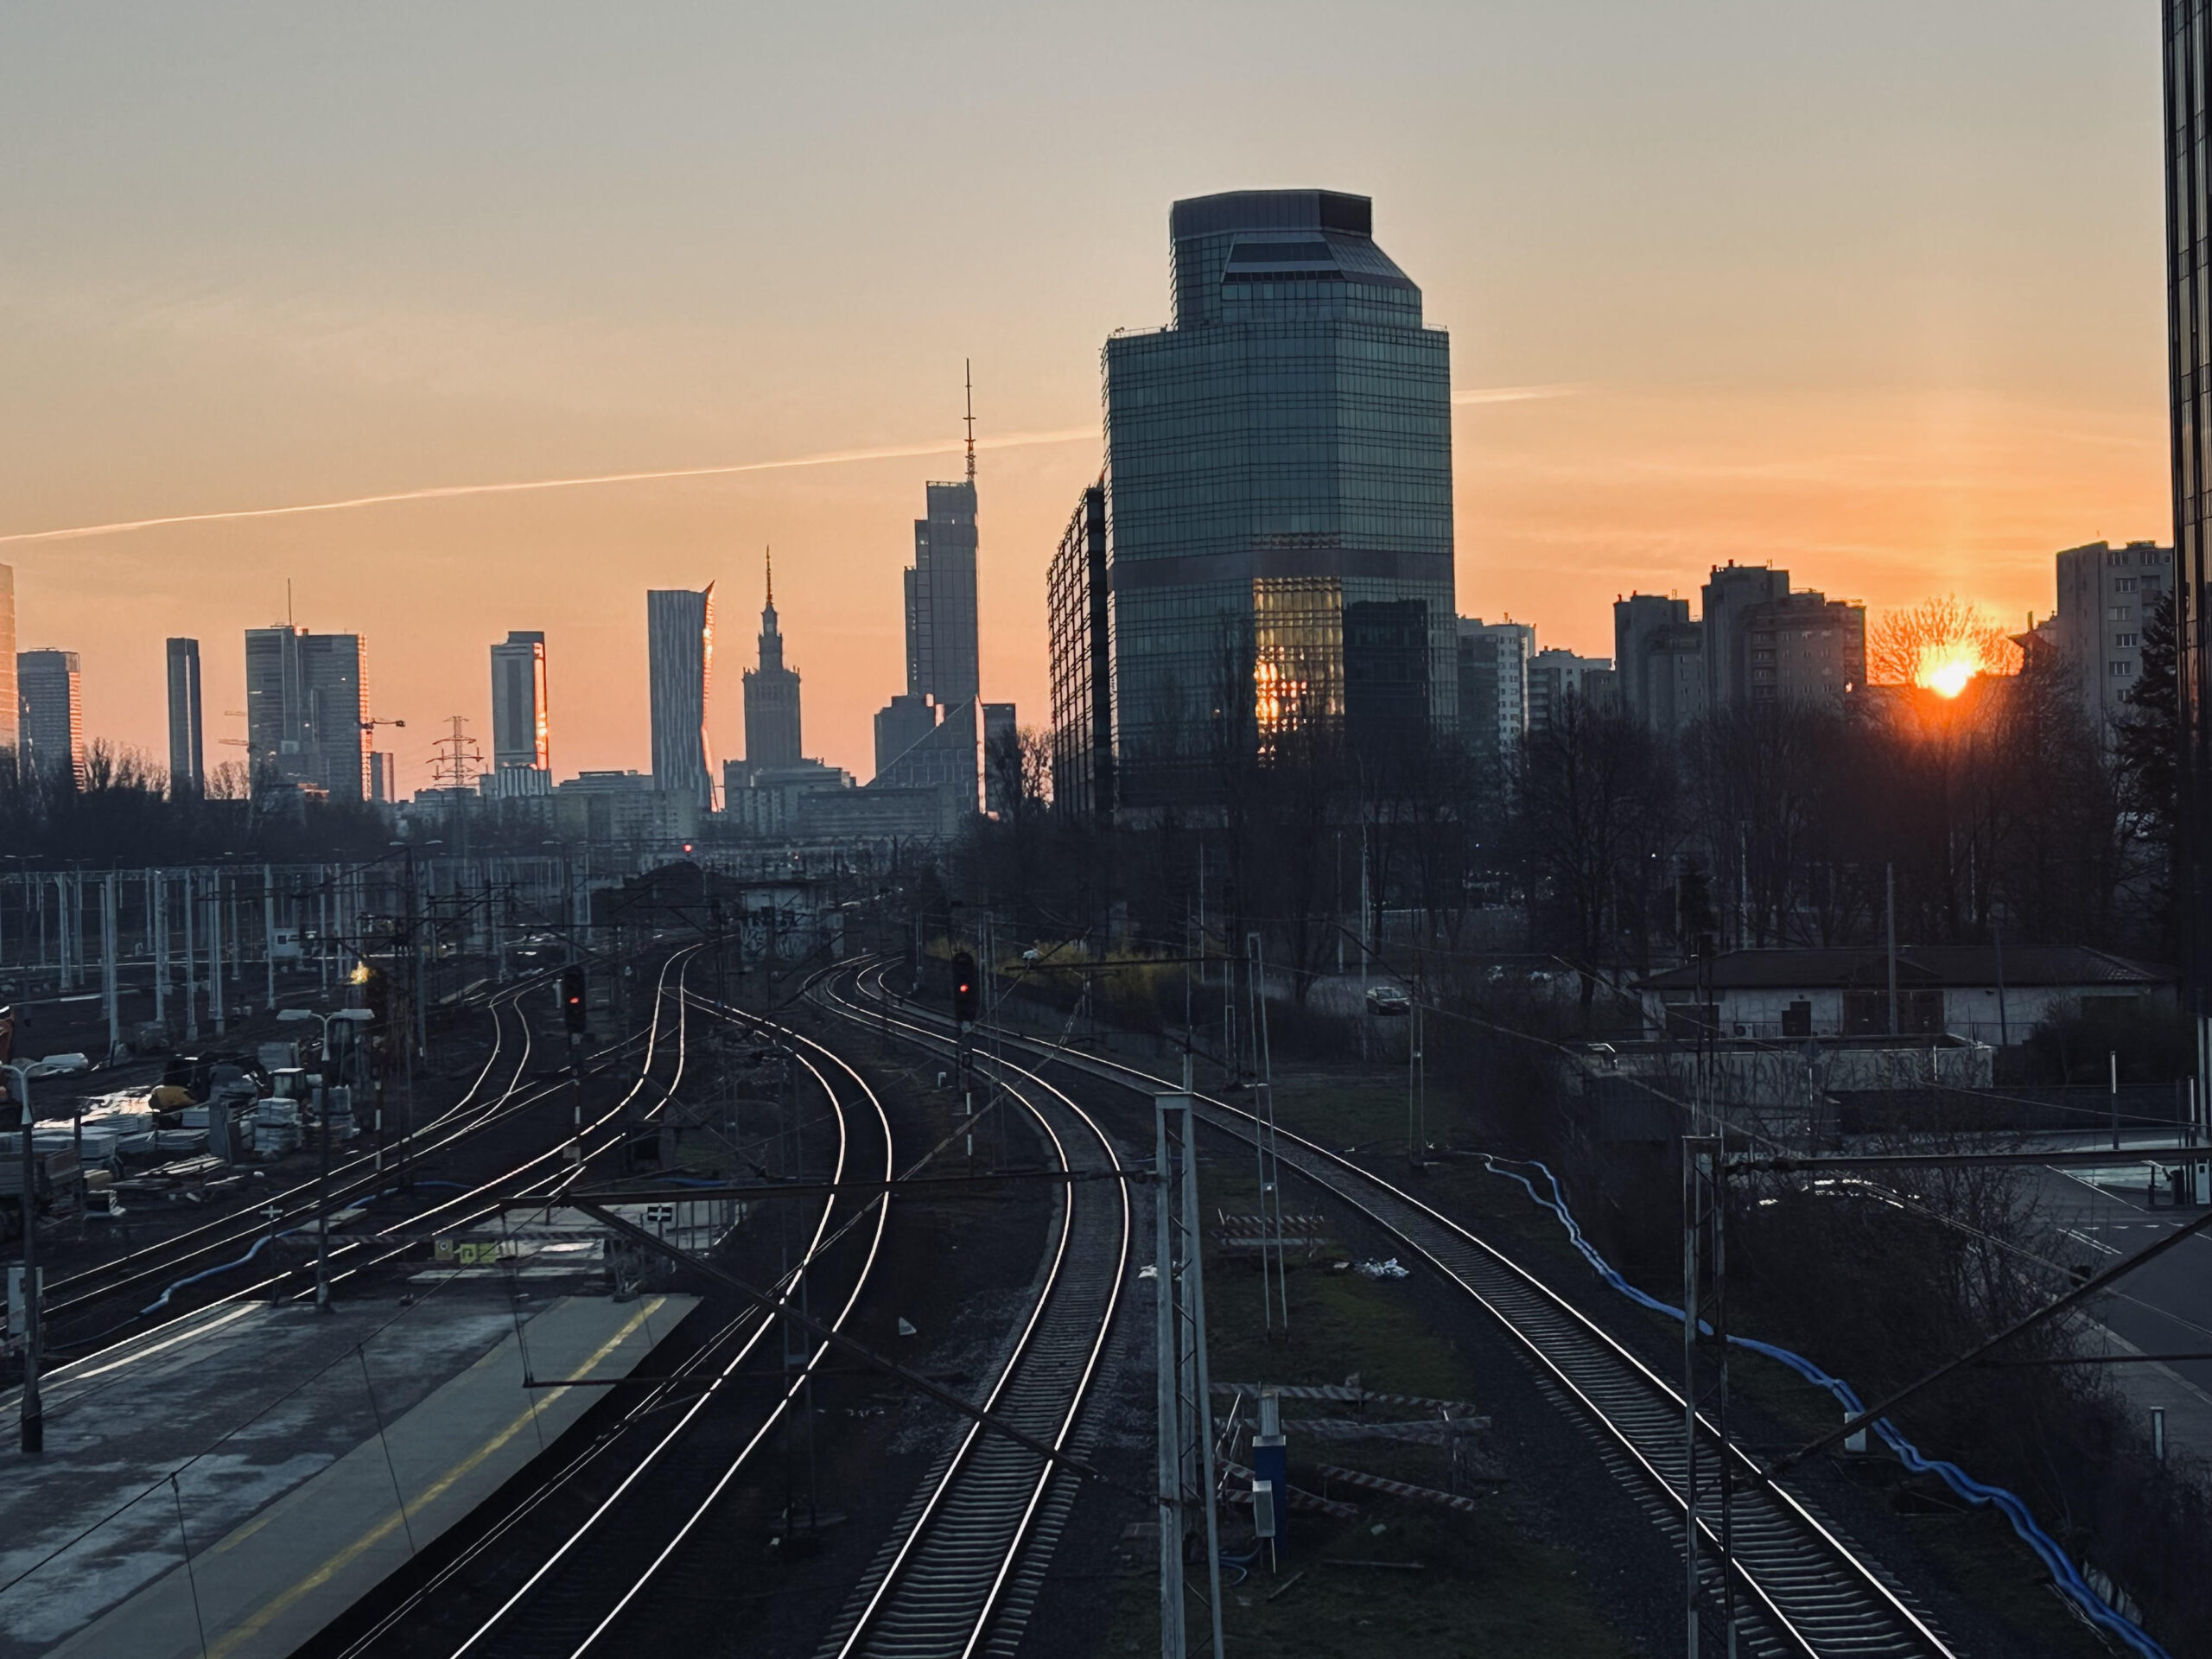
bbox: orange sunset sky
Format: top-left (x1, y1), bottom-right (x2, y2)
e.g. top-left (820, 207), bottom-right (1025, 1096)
top-left (0, 3), bottom-right (2173, 789)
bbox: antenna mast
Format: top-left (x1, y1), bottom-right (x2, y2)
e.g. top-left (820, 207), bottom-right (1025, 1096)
top-left (963, 359), bottom-right (976, 485)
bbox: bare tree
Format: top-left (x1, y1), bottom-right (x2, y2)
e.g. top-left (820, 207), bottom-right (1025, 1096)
top-left (1867, 594), bottom-right (2021, 689)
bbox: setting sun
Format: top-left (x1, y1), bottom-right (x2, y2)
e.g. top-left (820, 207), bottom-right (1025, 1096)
top-left (1921, 650), bottom-right (1978, 698)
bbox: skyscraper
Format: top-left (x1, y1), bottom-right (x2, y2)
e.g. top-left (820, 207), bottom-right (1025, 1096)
top-left (490, 630), bottom-right (550, 775)
top-left (2164, 4), bottom-right (2212, 1007)
top-left (1454, 619), bottom-right (1534, 766)
top-left (1098, 189), bottom-right (1457, 805)
top-left (17, 650), bottom-right (84, 786)
top-left (647, 586), bottom-right (715, 808)
top-left (743, 552), bottom-right (802, 769)
top-left (0, 564), bottom-right (16, 756)
top-left (1047, 480), bottom-right (1113, 822)
top-left (245, 625), bottom-right (372, 799)
top-left (166, 637), bottom-right (204, 798)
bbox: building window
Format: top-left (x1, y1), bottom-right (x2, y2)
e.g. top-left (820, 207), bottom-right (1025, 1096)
top-left (2108, 605), bottom-right (2134, 620)
top-left (2110, 660), bottom-right (2135, 677)
top-left (2115, 576), bottom-right (2139, 593)
top-left (2115, 632), bottom-right (2139, 648)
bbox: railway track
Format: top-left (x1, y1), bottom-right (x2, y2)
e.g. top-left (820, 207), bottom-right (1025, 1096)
top-left (838, 957), bottom-right (1956, 1659)
top-left (18, 948), bottom-right (703, 1407)
top-left (330, 976), bottom-right (896, 1659)
top-left (808, 967), bottom-right (1130, 1659)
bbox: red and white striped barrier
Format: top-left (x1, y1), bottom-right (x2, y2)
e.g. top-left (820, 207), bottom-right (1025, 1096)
top-left (1214, 1382), bottom-right (1479, 1414)
top-left (1222, 1459), bottom-right (1361, 1521)
top-left (1316, 1464), bottom-right (1484, 1514)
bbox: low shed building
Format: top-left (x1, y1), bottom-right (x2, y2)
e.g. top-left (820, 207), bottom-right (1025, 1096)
top-left (1635, 945), bottom-right (2171, 1045)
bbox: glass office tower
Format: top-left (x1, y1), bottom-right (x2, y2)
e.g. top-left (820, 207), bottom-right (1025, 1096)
top-left (2166, 3), bottom-right (2212, 1013)
top-left (1102, 188), bottom-right (1456, 806)
top-left (647, 586), bottom-right (716, 808)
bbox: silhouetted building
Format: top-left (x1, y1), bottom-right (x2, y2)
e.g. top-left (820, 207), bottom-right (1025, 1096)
top-left (874, 693), bottom-right (939, 784)
top-left (982, 701), bottom-right (1020, 815)
top-left (906, 482), bottom-right (980, 708)
top-left (1742, 590), bottom-right (1865, 707)
top-left (874, 696), bottom-right (980, 811)
top-left (166, 637), bottom-right (204, 798)
top-left (646, 587), bottom-right (715, 809)
top-left (1047, 481), bottom-right (1113, 822)
top-left (1102, 188), bottom-right (1457, 806)
top-left (490, 630), bottom-right (550, 779)
top-left (743, 554), bottom-right (802, 771)
top-left (245, 626), bottom-right (371, 799)
top-left (16, 649), bottom-right (83, 786)
top-left (1614, 594), bottom-right (1706, 738)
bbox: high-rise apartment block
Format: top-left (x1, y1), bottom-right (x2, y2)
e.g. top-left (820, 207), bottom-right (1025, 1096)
top-left (245, 626), bottom-right (372, 799)
top-left (1613, 594), bottom-right (1706, 737)
top-left (1612, 566), bottom-right (1864, 735)
top-left (1454, 619), bottom-right (1533, 764)
top-left (166, 637), bottom-right (204, 798)
top-left (1047, 482), bottom-right (1113, 821)
top-left (742, 556), bottom-right (802, 771)
top-left (2040, 541), bottom-right (2174, 735)
top-left (646, 587), bottom-right (715, 808)
top-left (490, 630), bottom-right (550, 778)
top-left (1527, 648), bottom-right (1614, 734)
top-left (17, 649), bottom-right (84, 785)
top-left (1087, 189), bottom-right (1457, 807)
top-left (0, 564), bottom-right (16, 755)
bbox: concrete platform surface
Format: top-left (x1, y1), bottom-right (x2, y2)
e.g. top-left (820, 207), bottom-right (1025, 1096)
top-left (0, 1286), bottom-right (696, 1658)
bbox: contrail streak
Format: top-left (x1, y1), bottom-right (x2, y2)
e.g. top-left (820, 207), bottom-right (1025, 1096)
top-left (1451, 384), bottom-right (1584, 404)
top-left (0, 426), bottom-right (1096, 548)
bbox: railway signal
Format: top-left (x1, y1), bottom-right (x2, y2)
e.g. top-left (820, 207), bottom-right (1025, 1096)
top-left (561, 967), bottom-right (588, 1033)
top-left (951, 952), bottom-right (978, 1027)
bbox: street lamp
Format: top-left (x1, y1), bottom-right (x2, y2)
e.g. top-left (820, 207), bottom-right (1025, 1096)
top-left (4, 1059), bottom-right (42, 1452)
top-left (278, 1007), bottom-right (373, 1313)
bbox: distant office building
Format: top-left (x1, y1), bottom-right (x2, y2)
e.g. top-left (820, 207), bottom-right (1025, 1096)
top-left (1100, 188), bottom-right (1456, 805)
top-left (982, 701), bottom-right (1019, 815)
top-left (369, 752), bottom-right (397, 805)
top-left (2044, 540), bottom-right (2175, 736)
top-left (875, 435), bottom-right (982, 810)
top-left (1741, 590), bottom-right (1865, 707)
top-left (490, 630), bottom-right (550, 779)
top-left (1454, 619), bottom-right (1533, 764)
top-left (1527, 648), bottom-right (1611, 734)
top-left (554, 766), bottom-right (701, 845)
top-left (0, 564), bottom-right (15, 756)
top-left (742, 555), bottom-right (803, 771)
top-left (646, 587), bottom-right (715, 809)
top-left (874, 697), bottom-right (981, 811)
top-left (245, 625), bottom-right (372, 799)
top-left (1047, 481), bottom-right (1114, 822)
top-left (874, 693), bottom-right (940, 784)
top-left (723, 758), bottom-right (854, 838)
top-left (906, 483), bottom-right (980, 709)
top-left (17, 650), bottom-right (84, 785)
top-left (1613, 594), bottom-right (1706, 738)
top-left (166, 637), bottom-right (205, 798)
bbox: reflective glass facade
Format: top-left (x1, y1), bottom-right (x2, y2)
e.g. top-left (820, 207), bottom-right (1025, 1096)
top-left (1103, 189), bottom-right (1456, 805)
top-left (2167, 1), bottom-right (2212, 998)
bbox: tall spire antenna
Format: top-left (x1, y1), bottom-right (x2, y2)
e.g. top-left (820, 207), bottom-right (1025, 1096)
top-left (765, 545), bottom-right (773, 607)
top-left (963, 359), bottom-right (976, 485)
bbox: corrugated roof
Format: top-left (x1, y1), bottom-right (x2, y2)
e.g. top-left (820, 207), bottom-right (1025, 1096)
top-left (1637, 944), bottom-right (2171, 993)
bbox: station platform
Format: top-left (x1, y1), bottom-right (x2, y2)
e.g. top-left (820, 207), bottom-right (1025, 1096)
top-left (0, 1283), bottom-right (696, 1658)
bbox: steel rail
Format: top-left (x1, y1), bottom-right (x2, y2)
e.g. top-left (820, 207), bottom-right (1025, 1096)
top-left (810, 969), bottom-right (1129, 1659)
top-left (843, 957), bottom-right (1955, 1659)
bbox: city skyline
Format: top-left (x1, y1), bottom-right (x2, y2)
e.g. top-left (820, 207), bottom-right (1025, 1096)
top-left (0, 3), bottom-right (2172, 785)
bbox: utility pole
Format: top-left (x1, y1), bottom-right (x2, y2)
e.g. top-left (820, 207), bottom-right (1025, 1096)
top-left (1156, 1081), bottom-right (1224, 1659)
top-left (99, 873), bottom-right (118, 1063)
top-left (7, 1061), bottom-right (42, 1453)
top-left (1245, 932), bottom-right (1287, 1335)
top-left (1681, 1132), bottom-right (1737, 1657)
top-left (1885, 862), bottom-right (1898, 1038)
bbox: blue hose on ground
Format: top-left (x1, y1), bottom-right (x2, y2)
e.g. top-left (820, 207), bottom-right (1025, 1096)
top-left (140, 1229), bottom-right (300, 1317)
top-left (1476, 1154), bottom-right (2168, 1659)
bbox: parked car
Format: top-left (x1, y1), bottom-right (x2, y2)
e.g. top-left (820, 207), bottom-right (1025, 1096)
top-left (24, 1052), bottom-right (92, 1080)
top-left (1364, 986), bottom-right (1411, 1017)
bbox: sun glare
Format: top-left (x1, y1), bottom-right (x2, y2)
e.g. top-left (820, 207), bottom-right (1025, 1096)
top-left (1921, 650), bottom-right (1976, 698)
